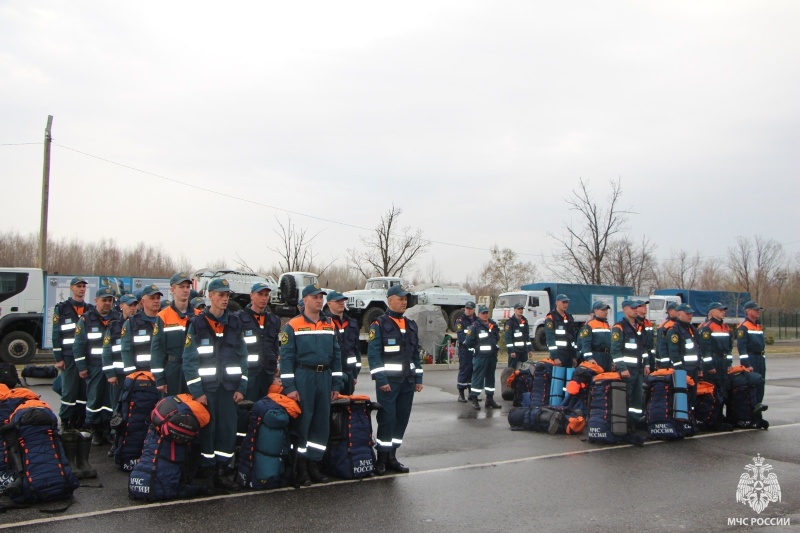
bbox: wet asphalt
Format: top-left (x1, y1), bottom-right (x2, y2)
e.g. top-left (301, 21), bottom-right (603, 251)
top-left (2, 357), bottom-right (799, 532)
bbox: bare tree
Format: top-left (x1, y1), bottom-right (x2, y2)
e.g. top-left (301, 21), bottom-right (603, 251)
top-left (605, 236), bottom-right (656, 294)
top-left (727, 235), bottom-right (785, 302)
top-left (347, 205), bottom-right (430, 278)
top-left (479, 245), bottom-right (538, 294)
top-left (268, 215), bottom-right (325, 273)
top-left (659, 249), bottom-right (702, 289)
top-left (549, 178), bottom-right (630, 284)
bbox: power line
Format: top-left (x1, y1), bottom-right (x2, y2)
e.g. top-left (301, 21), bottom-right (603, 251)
top-left (52, 143), bottom-right (535, 257)
top-left (1, 142), bottom-right (41, 146)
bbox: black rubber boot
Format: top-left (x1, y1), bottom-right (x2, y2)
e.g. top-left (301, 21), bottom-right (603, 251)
top-left (457, 389), bottom-right (467, 403)
top-left (75, 431), bottom-right (98, 479)
top-left (374, 451), bottom-right (388, 476)
top-left (91, 424), bottom-right (104, 446)
top-left (386, 449), bottom-right (409, 473)
top-left (547, 411), bottom-right (564, 435)
top-left (214, 463), bottom-right (240, 491)
top-left (307, 460), bottom-right (330, 483)
top-left (754, 403), bottom-right (768, 414)
top-left (195, 466), bottom-right (216, 492)
top-left (469, 396), bottom-right (481, 410)
top-left (61, 430), bottom-right (79, 474)
top-left (294, 457), bottom-right (312, 487)
top-left (485, 396), bottom-right (501, 409)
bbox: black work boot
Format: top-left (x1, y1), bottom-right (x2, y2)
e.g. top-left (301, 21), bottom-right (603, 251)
top-left (374, 451), bottom-right (388, 476)
top-left (457, 389), bottom-right (467, 403)
top-left (547, 411), bottom-right (564, 435)
top-left (469, 396), bottom-right (481, 410)
top-left (294, 457), bottom-right (312, 487)
top-left (75, 431), bottom-right (98, 479)
top-left (195, 466), bottom-right (216, 492)
top-left (214, 463), bottom-right (240, 491)
top-left (61, 430), bottom-right (80, 476)
top-left (754, 403), bottom-right (768, 414)
top-left (307, 460), bottom-right (330, 484)
top-left (91, 424), bottom-right (104, 446)
top-left (386, 449), bottom-right (409, 473)
top-left (485, 396), bottom-right (501, 409)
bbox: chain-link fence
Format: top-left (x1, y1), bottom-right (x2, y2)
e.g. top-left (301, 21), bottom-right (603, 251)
top-left (761, 310), bottom-right (800, 339)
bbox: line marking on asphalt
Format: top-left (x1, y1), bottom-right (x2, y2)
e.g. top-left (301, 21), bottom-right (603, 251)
top-left (3, 421), bottom-right (799, 530)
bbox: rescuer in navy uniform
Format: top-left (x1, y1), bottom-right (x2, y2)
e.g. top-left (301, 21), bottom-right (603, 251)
top-left (236, 282), bottom-right (280, 401)
top-left (367, 284), bottom-right (423, 475)
top-left (183, 278), bottom-right (248, 491)
top-left (668, 303), bottom-right (701, 383)
top-left (655, 302), bottom-right (679, 369)
top-left (636, 300), bottom-right (656, 371)
top-left (544, 294), bottom-right (577, 367)
top-left (737, 301), bottom-right (767, 403)
top-left (464, 305), bottom-right (501, 410)
top-left (611, 300), bottom-right (645, 423)
top-left (698, 302), bottom-right (732, 395)
top-left (73, 286), bottom-right (120, 444)
top-left (280, 284), bottom-right (343, 485)
top-left (151, 272), bottom-right (194, 395)
top-left (325, 290), bottom-right (361, 395)
top-left (578, 301), bottom-right (613, 371)
top-left (504, 302), bottom-right (531, 368)
top-left (455, 301), bottom-right (477, 402)
top-left (121, 284), bottom-right (162, 374)
top-left (53, 276), bottom-right (94, 430)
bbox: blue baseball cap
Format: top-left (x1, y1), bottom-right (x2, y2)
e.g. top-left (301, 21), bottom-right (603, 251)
top-left (160, 299), bottom-right (171, 309)
top-left (592, 301), bottom-right (610, 310)
top-left (207, 278), bottom-right (232, 293)
top-left (95, 287), bottom-right (115, 299)
top-left (70, 276), bottom-right (88, 286)
top-left (387, 285), bottom-right (410, 298)
top-left (120, 294), bottom-right (139, 306)
top-left (250, 282), bottom-right (272, 293)
top-left (190, 296), bottom-right (206, 308)
top-left (513, 302), bottom-right (525, 310)
top-left (477, 305), bottom-right (490, 313)
top-left (555, 294), bottom-right (570, 302)
top-left (465, 301), bottom-right (476, 309)
top-left (170, 272), bottom-right (192, 286)
top-left (676, 303), bottom-right (694, 313)
top-left (621, 299), bottom-right (638, 308)
top-left (301, 283), bottom-right (326, 298)
top-left (708, 302), bottom-right (728, 311)
top-left (666, 302), bottom-right (679, 311)
top-left (636, 300), bottom-right (650, 306)
top-left (743, 301), bottom-right (763, 310)
top-left (141, 284), bottom-right (164, 297)
top-left (326, 290), bottom-right (347, 302)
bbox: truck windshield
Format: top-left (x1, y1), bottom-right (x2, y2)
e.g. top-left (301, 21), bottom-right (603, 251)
top-left (496, 294), bottom-right (526, 308)
top-left (299, 275), bottom-right (318, 286)
top-left (366, 280), bottom-right (389, 290)
top-left (649, 299), bottom-right (665, 311)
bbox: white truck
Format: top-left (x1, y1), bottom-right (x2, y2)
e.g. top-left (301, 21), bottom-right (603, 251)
top-left (0, 267), bottom-right (45, 364)
top-left (193, 269), bottom-right (326, 317)
top-left (344, 277), bottom-right (475, 333)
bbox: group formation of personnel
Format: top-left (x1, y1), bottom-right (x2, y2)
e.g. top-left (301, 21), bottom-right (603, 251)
top-left (52, 274), bottom-right (423, 490)
top-left (455, 293), bottom-right (769, 420)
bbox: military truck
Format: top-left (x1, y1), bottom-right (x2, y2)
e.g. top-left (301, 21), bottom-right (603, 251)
top-left (344, 277), bottom-right (475, 333)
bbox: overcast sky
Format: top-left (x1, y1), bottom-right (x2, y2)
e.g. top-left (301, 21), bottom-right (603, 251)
top-left (2, 1), bottom-right (799, 285)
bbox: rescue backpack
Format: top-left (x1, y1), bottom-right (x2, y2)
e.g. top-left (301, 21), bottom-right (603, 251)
top-left (505, 363), bottom-right (535, 408)
top-left (236, 389), bottom-right (301, 490)
top-left (500, 366), bottom-right (516, 401)
top-left (128, 394), bottom-right (210, 502)
top-left (643, 368), bottom-right (694, 440)
top-left (587, 372), bottom-right (641, 445)
top-left (694, 381), bottom-right (730, 432)
top-left (325, 395), bottom-right (379, 479)
top-left (0, 399), bottom-right (80, 511)
top-left (726, 366), bottom-right (767, 429)
top-left (0, 387), bottom-right (40, 490)
top-left (508, 405), bottom-right (586, 435)
top-left (527, 359), bottom-right (555, 408)
top-left (561, 361), bottom-right (604, 412)
top-left (114, 371), bottom-right (160, 471)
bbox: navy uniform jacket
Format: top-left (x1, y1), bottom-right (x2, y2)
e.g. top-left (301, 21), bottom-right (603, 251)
top-left (737, 319), bottom-right (765, 366)
top-left (455, 313), bottom-right (477, 357)
top-left (73, 308), bottom-right (120, 372)
top-left (578, 318), bottom-right (612, 371)
top-left (326, 311), bottom-right (362, 378)
top-left (238, 305), bottom-right (281, 375)
top-left (280, 313), bottom-right (343, 395)
top-left (611, 319), bottom-right (644, 373)
top-left (698, 318), bottom-right (732, 374)
top-left (544, 310), bottom-right (576, 361)
top-left (504, 314), bottom-right (531, 355)
top-left (52, 299), bottom-right (93, 362)
top-left (667, 320), bottom-right (699, 370)
top-left (367, 311), bottom-right (423, 388)
top-left (464, 319), bottom-right (500, 358)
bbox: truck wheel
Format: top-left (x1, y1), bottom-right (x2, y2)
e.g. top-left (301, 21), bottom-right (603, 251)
top-left (533, 327), bottom-right (547, 352)
top-left (363, 307), bottom-right (384, 333)
top-left (1, 331), bottom-right (36, 364)
top-left (447, 309), bottom-right (465, 331)
top-left (280, 275), bottom-right (298, 308)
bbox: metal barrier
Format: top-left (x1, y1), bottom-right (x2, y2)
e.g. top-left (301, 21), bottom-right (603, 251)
top-left (761, 310), bottom-right (800, 339)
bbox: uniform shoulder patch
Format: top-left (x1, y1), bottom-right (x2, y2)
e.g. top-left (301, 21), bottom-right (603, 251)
top-left (611, 331), bottom-right (620, 341)
top-left (184, 333), bottom-right (192, 347)
top-left (75, 324), bottom-right (81, 335)
top-left (546, 321), bottom-right (554, 329)
top-left (53, 314), bottom-right (59, 324)
top-left (737, 329), bottom-right (745, 338)
top-left (464, 328), bottom-right (471, 336)
top-left (368, 328), bottom-right (376, 342)
top-left (504, 323), bottom-right (509, 331)
top-left (103, 333), bottom-right (110, 346)
top-left (153, 323), bottom-right (159, 336)
top-left (702, 331), bottom-right (710, 340)
top-left (670, 333), bottom-right (679, 344)
top-left (456, 322), bottom-right (462, 331)
top-left (280, 331), bottom-right (289, 345)
top-left (580, 328), bottom-right (589, 338)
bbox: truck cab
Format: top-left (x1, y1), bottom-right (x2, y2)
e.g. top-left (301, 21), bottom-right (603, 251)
top-left (492, 290), bottom-right (550, 350)
top-left (0, 268), bottom-right (45, 363)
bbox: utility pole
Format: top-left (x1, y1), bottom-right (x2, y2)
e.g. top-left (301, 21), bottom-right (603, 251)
top-left (39, 115), bottom-right (53, 271)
